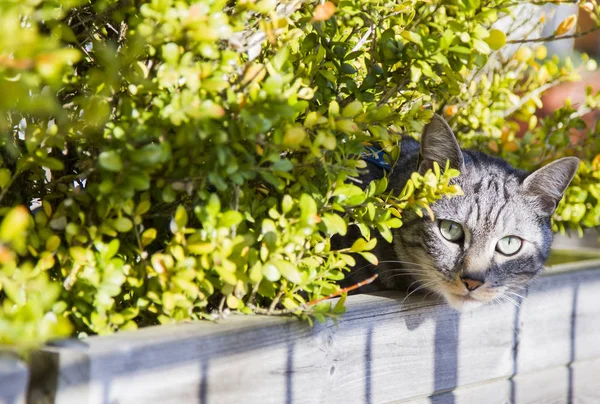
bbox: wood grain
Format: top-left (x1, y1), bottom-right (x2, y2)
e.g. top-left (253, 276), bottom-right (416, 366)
top-left (25, 265), bottom-right (600, 404)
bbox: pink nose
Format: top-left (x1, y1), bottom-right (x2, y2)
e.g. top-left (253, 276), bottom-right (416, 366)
top-left (462, 277), bottom-right (483, 291)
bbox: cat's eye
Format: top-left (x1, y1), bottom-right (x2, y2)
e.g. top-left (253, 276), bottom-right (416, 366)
top-left (439, 220), bottom-right (464, 242)
top-left (496, 236), bottom-right (523, 256)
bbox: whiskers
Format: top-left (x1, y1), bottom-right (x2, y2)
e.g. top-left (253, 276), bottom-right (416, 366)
top-left (490, 286), bottom-right (527, 309)
top-left (401, 278), bottom-right (440, 305)
top-left (349, 259), bottom-right (439, 277)
top-left (498, 294), bottom-right (522, 308)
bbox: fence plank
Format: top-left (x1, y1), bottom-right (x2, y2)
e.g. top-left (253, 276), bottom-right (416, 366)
top-left (571, 357), bottom-right (600, 403)
top-left (0, 354), bottom-right (29, 404)
top-left (27, 266), bottom-right (600, 404)
top-left (406, 357), bottom-right (600, 404)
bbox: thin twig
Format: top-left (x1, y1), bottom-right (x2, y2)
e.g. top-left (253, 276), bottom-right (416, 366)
top-left (247, 283), bottom-right (260, 306)
top-left (248, 273), bottom-right (379, 316)
top-left (306, 273), bottom-right (379, 306)
top-left (506, 25), bottom-right (600, 44)
top-left (268, 289), bottom-right (286, 314)
top-left (218, 296), bottom-right (226, 313)
top-left (378, 79), bottom-right (409, 106)
top-left (351, 25), bottom-right (374, 53)
top-left (503, 80), bottom-right (562, 117)
top-left (502, 0), bottom-right (578, 7)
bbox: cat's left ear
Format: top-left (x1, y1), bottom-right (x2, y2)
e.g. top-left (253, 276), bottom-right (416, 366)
top-left (522, 157), bottom-right (580, 215)
top-left (418, 114), bottom-right (465, 175)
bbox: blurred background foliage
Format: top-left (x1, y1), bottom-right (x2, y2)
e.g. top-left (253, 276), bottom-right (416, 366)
top-left (1, 0), bottom-right (600, 349)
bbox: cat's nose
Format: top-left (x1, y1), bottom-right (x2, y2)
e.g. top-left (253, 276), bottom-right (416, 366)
top-left (461, 277), bottom-right (483, 291)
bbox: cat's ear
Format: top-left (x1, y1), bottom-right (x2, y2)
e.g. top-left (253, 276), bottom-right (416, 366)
top-left (418, 114), bottom-right (465, 175)
top-left (522, 157), bottom-right (580, 215)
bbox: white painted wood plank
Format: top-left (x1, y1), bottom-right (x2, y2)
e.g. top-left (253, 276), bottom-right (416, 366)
top-left (401, 357), bottom-right (600, 404)
top-left (514, 365), bottom-right (569, 404)
top-left (516, 278), bottom-right (574, 374)
top-left (517, 269), bottom-right (600, 375)
top-left (35, 294), bottom-right (516, 404)
top-left (0, 354), bottom-right (28, 404)
top-left (573, 277), bottom-right (600, 361)
top-left (571, 357), bottom-right (600, 404)
top-left (27, 266), bottom-right (600, 404)
top-left (403, 378), bottom-right (511, 404)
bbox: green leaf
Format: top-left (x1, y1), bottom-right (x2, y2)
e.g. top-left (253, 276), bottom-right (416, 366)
top-left (322, 213), bottom-right (347, 236)
top-left (162, 43), bottom-right (180, 64)
top-left (219, 211), bottom-right (243, 227)
top-left (0, 206), bottom-right (30, 243)
top-left (364, 238), bottom-right (377, 251)
top-left (249, 262), bottom-right (263, 283)
top-left (282, 195), bottom-right (294, 214)
top-left (400, 30), bottom-right (422, 45)
top-left (333, 294), bottom-right (346, 315)
top-left (377, 224), bottom-right (393, 243)
top-left (336, 119), bottom-right (359, 133)
top-left (46, 235), bottom-right (61, 252)
top-left (350, 238), bottom-right (367, 252)
top-left (386, 218), bottom-right (402, 228)
top-left (375, 177), bottom-right (388, 195)
top-left (410, 65), bottom-right (422, 83)
top-left (99, 151), bottom-right (123, 172)
top-left (2, 279), bottom-right (25, 305)
top-left (272, 46), bottom-right (289, 71)
top-left (342, 100), bottom-right (363, 117)
top-left (472, 39), bottom-right (491, 55)
top-left (38, 156), bottom-right (65, 171)
top-left (69, 246), bottom-right (88, 263)
top-left (131, 144), bottom-right (167, 167)
top-left (0, 169), bottom-right (11, 188)
top-left (333, 184), bottom-right (363, 198)
top-left (274, 260), bottom-right (303, 284)
top-left (141, 228), bottom-right (157, 248)
top-left (272, 159), bottom-right (294, 172)
top-left (262, 263), bottom-right (281, 282)
top-left (171, 205), bottom-right (188, 233)
top-left (215, 266), bottom-right (237, 285)
top-left (260, 171), bottom-right (285, 190)
top-left (449, 46), bottom-right (471, 54)
top-left (105, 239), bottom-right (120, 260)
top-left (283, 127), bottom-right (307, 147)
top-left (360, 252), bottom-right (379, 265)
top-left (113, 217), bottom-right (133, 233)
top-left (486, 29), bottom-right (506, 51)
top-left (188, 242), bottom-right (215, 254)
top-left (300, 194), bottom-right (318, 222)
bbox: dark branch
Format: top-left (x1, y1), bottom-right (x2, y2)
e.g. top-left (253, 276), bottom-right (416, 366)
top-left (506, 25), bottom-right (600, 44)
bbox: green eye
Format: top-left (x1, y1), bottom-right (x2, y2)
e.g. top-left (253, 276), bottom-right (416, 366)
top-left (439, 220), bottom-right (464, 242)
top-left (496, 236), bottom-right (523, 256)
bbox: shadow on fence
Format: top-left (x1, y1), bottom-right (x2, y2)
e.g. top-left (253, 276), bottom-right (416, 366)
top-left (24, 267), bottom-right (599, 404)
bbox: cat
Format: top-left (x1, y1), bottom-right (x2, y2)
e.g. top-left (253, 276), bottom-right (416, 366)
top-left (341, 114), bottom-right (580, 311)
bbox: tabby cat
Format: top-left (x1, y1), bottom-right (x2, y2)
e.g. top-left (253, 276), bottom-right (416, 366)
top-left (344, 114), bottom-right (579, 311)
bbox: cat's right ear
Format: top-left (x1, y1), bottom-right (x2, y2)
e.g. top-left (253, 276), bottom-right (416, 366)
top-left (522, 157), bottom-right (580, 216)
top-left (418, 114), bottom-right (465, 175)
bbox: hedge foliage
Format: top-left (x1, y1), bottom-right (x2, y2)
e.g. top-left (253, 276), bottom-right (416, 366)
top-left (1, 0), bottom-right (600, 349)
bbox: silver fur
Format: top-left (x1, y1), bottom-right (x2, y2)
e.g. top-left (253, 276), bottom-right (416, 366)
top-left (347, 114), bottom-right (579, 311)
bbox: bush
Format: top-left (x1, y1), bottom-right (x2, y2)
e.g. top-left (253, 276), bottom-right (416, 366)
top-left (1, 0), bottom-right (599, 350)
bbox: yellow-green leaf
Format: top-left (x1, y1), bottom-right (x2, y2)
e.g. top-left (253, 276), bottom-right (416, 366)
top-left (486, 29), bottom-right (506, 51)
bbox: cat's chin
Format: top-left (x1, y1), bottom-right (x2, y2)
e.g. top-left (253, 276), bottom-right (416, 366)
top-left (443, 293), bottom-right (486, 312)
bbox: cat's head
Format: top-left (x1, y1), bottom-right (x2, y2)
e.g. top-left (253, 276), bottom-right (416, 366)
top-left (393, 114), bottom-right (579, 311)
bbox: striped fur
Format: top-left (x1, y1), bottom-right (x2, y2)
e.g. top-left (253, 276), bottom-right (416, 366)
top-left (345, 115), bottom-right (579, 311)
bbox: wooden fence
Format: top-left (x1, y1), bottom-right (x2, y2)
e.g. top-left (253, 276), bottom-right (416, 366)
top-left (2, 244), bottom-right (600, 404)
